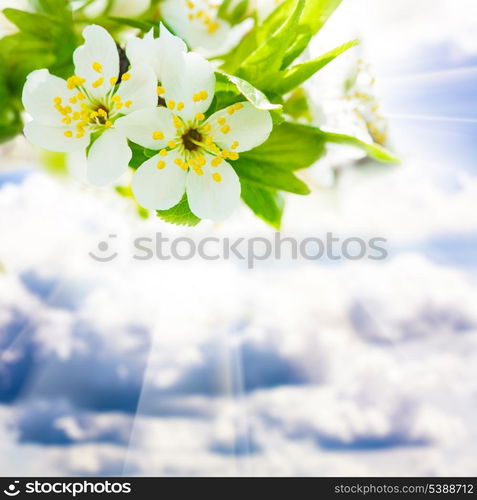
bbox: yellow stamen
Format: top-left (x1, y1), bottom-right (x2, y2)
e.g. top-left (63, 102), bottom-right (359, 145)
top-left (177, 102), bottom-right (185, 111)
top-left (218, 117), bottom-right (226, 125)
top-left (168, 141), bottom-right (177, 149)
top-left (229, 152), bottom-right (239, 161)
top-left (227, 106), bottom-right (235, 115)
top-left (157, 86), bottom-right (165, 95)
top-left (221, 125), bottom-right (231, 134)
top-left (160, 149), bottom-right (168, 157)
top-left (64, 131), bottom-right (73, 138)
top-left (152, 131), bottom-right (164, 140)
top-left (121, 73), bottom-right (131, 81)
top-left (167, 100), bottom-right (176, 110)
top-left (110, 77), bottom-right (118, 86)
top-left (212, 172), bottom-right (222, 183)
top-left (196, 113), bottom-right (205, 121)
top-left (125, 100), bottom-right (133, 108)
top-left (234, 103), bottom-right (244, 110)
top-left (112, 95), bottom-right (122, 103)
top-left (92, 77), bottom-right (104, 88)
top-left (232, 141), bottom-right (239, 150)
top-left (77, 92), bottom-right (86, 101)
top-left (62, 116), bottom-right (72, 124)
top-left (157, 161), bottom-right (166, 170)
top-left (208, 22), bottom-right (219, 34)
top-left (105, 121), bottom-right (113, 128)
top-left (53, 97), bottom-right (62, 105)
top-left (211, 157), bottom-right (222, 167)
top-left (92, 62), bottom-right (103, 73)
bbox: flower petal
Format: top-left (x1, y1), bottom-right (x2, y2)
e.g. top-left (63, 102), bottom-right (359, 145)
top-left (116, 64), bottom-right (158, 115)
top-left (73, 25), bottom-right (119, 99)
top-left (132, 152), bottom-right (187, 210)
top-left (22, 70), bottom-right (77, 126)
top-left (206, 102), bottom-right (273, 153)
top-left (186, 154), bottom-right (241, 221)
top-left (24, 121), bottom-right (90, 153)
top-left (127, 26), bottom-right (187, 82)
top-left (160, 0), bottom-right (230, 55)
top-left (87, 129), bottom-right (131, 186)
top-left (162, 50), bottom-right (215, 122)
top-left (115, 108), bottom-right (176, 150)
top-left (109, 0), bottom-right (150, 17)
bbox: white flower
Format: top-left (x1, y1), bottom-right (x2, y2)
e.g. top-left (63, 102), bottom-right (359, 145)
top-left (160, 0), bottom-right (240, 55)
top-left (116, 27), bottom-right (273, 221)
top-left (22, 25), bottom-right (157, 186)
top-left (82, 0), bottom-right (151, 19)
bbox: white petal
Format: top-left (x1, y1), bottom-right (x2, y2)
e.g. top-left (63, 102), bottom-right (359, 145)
top-left (116, 64), bottom-right (158, 114)
top-left (126, 30), bottom-right (161, 80)
top-left (126, 26), bottom-right (186, 82)
top-left (22, 70), bottom-right (77, 126)
top-left (115, 108), bottom-right (176, 150)
top-left (186, 154), bottom-right (241, 221)
top-left (162, 50), bottom-right (215, 122)
top-left (87, 129), bottom-right (131, 186)
top-left (24, 121), bottom-right (90, 153)
top-left (206, 102), bottom-right (273, 153)
top-left (160, 0), bottom-right (230, 55)
top-left (132, 152), bottom-right (187, 210)
top-left (109, 0), bottom-right (150, 17)
top-left (73, 25), bottom-right (119, 99)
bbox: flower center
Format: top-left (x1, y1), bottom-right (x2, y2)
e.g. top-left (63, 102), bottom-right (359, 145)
top-left (182, 128), bottom-right (203, 152)
top-left (91, 104), bottom-right (110, 125)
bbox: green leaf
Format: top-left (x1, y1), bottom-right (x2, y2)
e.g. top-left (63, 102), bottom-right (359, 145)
top-left (107, 16), bottom-right (156, 32)
top-left (238, 0), bottom-right (305, 87)
top-left (128, 141), bottom-right (157, 169)
top-left (241, 180), bottom-right (285, 229)
top-left (300, 0), bottom-right (342, 34)
top-left (218, 0), bottom-right (250, 24)
top-left (233, 158), bottom-right (310, 195)
top-left (3, 9), bottom-right (57, 39)
top-left (220, 0), bottom-right (343, 75)
top-left (283, 88), bottom-right (312, 122)
top-left (28, 0), bottom-right (73, 20)
top-left (241, 121), bottom-right (326, 171)
top-left (216, 72), bottom-right (282, 111)
top-left (157, 194), bottom-right (201, 227)
top-left (280, 26), bottom-right (312, 69)
top-left (272, 39), bottom-right (359, 94)
top-left (323, 131), bottom-right (400, 163)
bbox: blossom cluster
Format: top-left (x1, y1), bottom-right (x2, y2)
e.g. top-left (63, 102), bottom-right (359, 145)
top-left (2, 0), bottom-right (397, 227)
top-left (23, 24), bottom-right (272, 221)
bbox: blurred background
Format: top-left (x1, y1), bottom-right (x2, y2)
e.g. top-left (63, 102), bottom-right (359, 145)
top-left (1, 0), bottom-right (477, 476)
